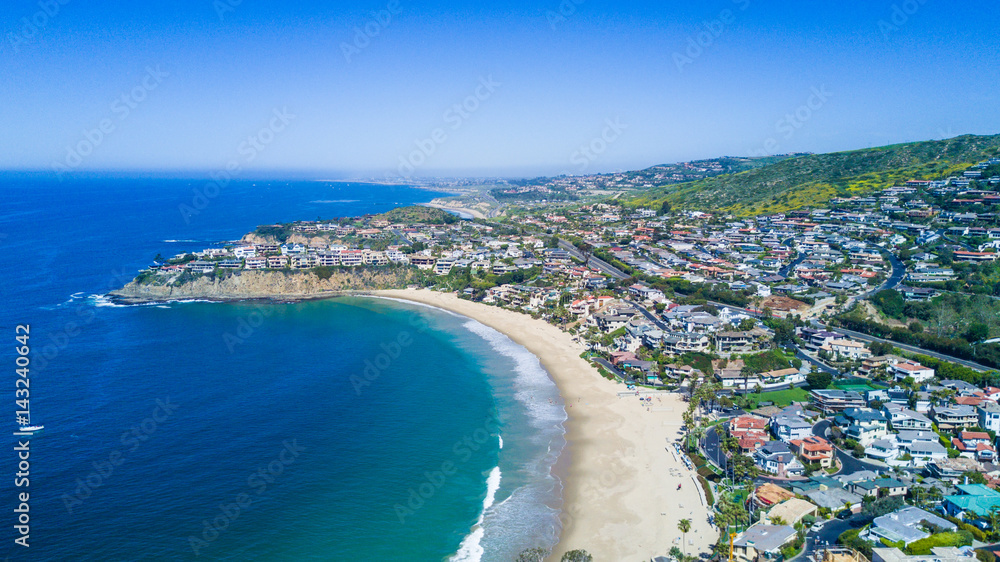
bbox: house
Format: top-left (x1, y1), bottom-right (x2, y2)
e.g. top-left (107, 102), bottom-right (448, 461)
top-left (849, 478), bottom-right (907, 498)
top-left (932, 404), bottom-right (979, 432)
top-left (865, 438), bottom-right (900, 463)
top-left (803, 486), bottom-right (863, 512)
top-left (977, 402), bottom-right (1000, 433)
top-left (764, 498), bottom-right (817, 526)
top-left (729, 415), bottom-right (771, 454)
top-left (771, 414), bottom-right (814, 443)
top-left (943, 483), bottom-right (1000, 520)
top-left (753, 483), bottom-right (796, 508)
top-left (811, 389), bottom-right (866, 413)
top-left (872, 547), bottom-right (978, 562)
top-left (890, 362), bottom-right (935, 383)
top-left (754, 441), bottom-right (805, 477)
top-left (952, 431), bottom-right (996, 462)
top-left (882, 403), bottom-right (933, 431)
top-left (820, 338), bottom-right (872, 360)
top-left (867, 506), bottom-right (955, 545)
top-left (731, 524), bottom-right (798, 562)
top-left (789, 436), bottom-right (835, 468)
top-left (927, 457), bottom-right (984, 482)
top-left (715, 331), bottom-right (755, 353)
top-left (836, 408), bottom-right (889, 446)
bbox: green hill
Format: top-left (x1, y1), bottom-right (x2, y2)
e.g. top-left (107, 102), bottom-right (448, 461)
top-left (630, 134), bottom-right (1000, 216)
top-left (376, 205), bottom-right (459, 224)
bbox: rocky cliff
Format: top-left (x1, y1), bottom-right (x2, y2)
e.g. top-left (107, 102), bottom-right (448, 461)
top-left (109, 269), bottom-right (421, 303)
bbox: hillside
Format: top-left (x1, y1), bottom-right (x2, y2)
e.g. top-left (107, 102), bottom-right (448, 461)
top-left (376, 205), bottom-right (459, 224)
top-left (630, 134), bottom-right (1000, 216)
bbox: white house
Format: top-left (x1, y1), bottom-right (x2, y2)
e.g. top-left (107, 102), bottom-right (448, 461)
top-left (891, 362), bottom-right (935, 383)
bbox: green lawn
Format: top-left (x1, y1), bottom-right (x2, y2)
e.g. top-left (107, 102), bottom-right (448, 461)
top-left (744, 386), bottom-right (811, 408)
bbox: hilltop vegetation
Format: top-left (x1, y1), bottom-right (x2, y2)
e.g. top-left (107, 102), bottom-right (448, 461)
top-left (375, 205), bottom-right (459, 224)
top-left (630, 134), bottom-right (1000, 216)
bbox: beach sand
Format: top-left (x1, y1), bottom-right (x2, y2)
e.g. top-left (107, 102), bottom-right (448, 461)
top-left (373, 289), bottom-right (717, 561)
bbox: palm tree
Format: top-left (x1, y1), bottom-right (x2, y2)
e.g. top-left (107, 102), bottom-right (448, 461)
top-left (678, 518), bottom-right (692, 555)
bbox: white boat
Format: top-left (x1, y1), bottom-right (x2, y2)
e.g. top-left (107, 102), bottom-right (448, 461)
top-left (19, 425), bottom-right (43, 432)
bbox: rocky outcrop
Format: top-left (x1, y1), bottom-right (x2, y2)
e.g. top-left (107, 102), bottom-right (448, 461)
top-left (109, 269), bottom-right (420, 304)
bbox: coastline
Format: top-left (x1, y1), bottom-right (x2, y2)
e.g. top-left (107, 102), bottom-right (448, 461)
top-left (371, 289), bottom-right (717, 561)
top-left (419, 202), bottom-right (488, 220)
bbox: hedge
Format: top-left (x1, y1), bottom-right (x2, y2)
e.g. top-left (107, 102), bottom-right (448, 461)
top-left (906, 531), bottom-right (973, 555)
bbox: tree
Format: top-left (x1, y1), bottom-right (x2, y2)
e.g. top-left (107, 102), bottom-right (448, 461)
top-left (516, 548), bottom-right (550, 562)
top-left (561, 549), bottom-right (593, 562)
top-left (807, 371), bottom-right (833, 390)
top-left (965, 323), bottom-right (989, 343)
top-left (660, 201), bottom-right (672, 215)
top-left (678, 518), bottom-right (692, 555)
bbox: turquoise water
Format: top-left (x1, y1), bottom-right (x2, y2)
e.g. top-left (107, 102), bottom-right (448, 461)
top-left (0, 177), bottom-right (566, 560)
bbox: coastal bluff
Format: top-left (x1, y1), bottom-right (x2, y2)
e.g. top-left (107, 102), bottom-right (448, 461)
top-left (109, 269), bottom-right (420, 303)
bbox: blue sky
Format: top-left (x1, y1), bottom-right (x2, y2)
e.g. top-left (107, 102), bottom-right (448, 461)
top-left (2, 1), bottom-right (999, 178)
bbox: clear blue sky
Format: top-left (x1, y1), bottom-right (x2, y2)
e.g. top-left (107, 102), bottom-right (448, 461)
top-left (2, 1), bottom-right (999, 178)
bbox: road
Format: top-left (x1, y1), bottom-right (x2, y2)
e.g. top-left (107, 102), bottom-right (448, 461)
top-left (556, 239), bottom-right (629, 280)
top-left (859, 248), bottom-right (906, 298)
top-left (592, 357), bottom-right (631, 382)
top-left (813, 419), bottom-right (885, 476)
top-left (790, 515), bottom-right (866, 562)
top-left (796, 349), bottom-right (839, 376)
top-left (703, 425), bottom-right (727, 472)
top-left (626, 299), bottom-right (670, 331)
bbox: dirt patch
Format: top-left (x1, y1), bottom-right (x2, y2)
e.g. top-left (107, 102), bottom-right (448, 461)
top-left (761, 295), bottom-right (810, 312)
top-left (859, 301), bottom-right (908, 329)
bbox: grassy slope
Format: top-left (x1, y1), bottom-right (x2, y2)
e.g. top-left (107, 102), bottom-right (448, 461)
top-left (631, 134), bottom-right (1000, 216)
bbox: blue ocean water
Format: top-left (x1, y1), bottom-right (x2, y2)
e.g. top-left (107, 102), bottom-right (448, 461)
top-left (0, 176), bottom-right (566, 561)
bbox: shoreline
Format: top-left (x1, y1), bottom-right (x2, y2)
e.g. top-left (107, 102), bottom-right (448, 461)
top-left (371, 289), bottom-right (717, 561)
top-left (102, 286), bottom-right (719, 558)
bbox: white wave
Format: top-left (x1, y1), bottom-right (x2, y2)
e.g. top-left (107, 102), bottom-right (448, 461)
top-left (361, 295), bottom-right (463, 318)
top-left (461, 319), bottom-right (568, 427)
top-left (498, 435), bottom-right (503, 449)
top-left (450, 466), bottom-right (502, 562)
top-left (162, 239), bottom-right (199, 243)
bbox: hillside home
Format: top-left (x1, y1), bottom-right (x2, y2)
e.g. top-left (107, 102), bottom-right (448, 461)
top-left (789, 435), bottom-right (834, 468)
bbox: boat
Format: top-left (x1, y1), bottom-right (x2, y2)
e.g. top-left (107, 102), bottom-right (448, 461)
top-left (18, 425), bottom-right (43, 433)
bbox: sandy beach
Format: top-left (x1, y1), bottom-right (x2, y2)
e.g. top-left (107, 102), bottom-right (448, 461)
top-left (373, 289), bottom-right (716, 561)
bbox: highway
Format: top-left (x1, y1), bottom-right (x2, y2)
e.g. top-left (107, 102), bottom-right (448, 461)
top-left (556, 239), bottom-right (630, 280)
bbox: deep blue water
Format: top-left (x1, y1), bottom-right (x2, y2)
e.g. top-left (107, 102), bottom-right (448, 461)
top-left (0, 176), bottom-right (566, 561)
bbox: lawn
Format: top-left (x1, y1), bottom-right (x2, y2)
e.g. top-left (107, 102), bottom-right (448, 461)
top-left (744, 386), bottom-right (811, 408)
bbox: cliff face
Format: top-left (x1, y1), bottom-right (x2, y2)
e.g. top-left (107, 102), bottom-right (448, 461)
top-left (109, 269), bottom-right (420, 303)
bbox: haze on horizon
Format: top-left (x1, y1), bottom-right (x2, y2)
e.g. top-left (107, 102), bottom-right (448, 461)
top-left (2, 1), bottom-right (999, 180)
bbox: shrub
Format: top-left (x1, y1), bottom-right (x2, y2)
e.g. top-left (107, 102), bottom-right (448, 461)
top-left (905, 532), bottom-right (973, 555)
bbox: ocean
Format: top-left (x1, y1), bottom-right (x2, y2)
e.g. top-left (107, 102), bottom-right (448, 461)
top-left (0, 175), bottom-right (567, 561)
